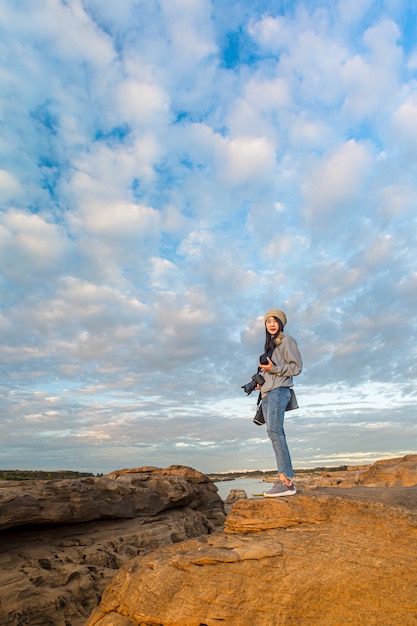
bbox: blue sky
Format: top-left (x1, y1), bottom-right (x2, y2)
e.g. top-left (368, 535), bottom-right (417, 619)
top-left (0, 0), bottom-right (416, 474)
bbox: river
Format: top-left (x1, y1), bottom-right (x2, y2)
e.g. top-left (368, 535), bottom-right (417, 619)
top-left (214, 477), bottom-right (269, 500)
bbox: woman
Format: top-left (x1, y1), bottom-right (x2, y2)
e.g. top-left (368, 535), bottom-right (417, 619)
top-left (258, 308), bottom-right (302, 497)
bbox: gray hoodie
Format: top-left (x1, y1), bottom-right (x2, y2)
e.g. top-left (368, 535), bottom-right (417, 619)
top-left (260, 334), bottom-right (303, 399)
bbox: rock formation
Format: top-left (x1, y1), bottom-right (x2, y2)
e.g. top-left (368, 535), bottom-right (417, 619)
top-left (0, 466), bottom-right (225, 626)
top-left (223, 488), bottom-right (247, 506)
top-left (86, 487), bottom-right (417, 626)
top-left (0, 464), bottom-right (224, 532)
top-left (357, 454), bottom-right (417, 486)
top-left (221, 454), bottom-right (417, 506)
top-left (263, 453), bottom-right (417, 490)
top-left (2, 456), bottom-right (417, 626)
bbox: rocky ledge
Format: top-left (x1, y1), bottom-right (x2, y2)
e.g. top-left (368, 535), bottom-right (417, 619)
top-left (87, 487), bottom-right (417, 626)
top-left (0, 466), bottom-right (225, 626)
top-left (1, 456), bottom-right (417, 626)
top-left (86, 455), bottom-right (417, 626)
top-left (295, 453), bottom-right (417, 489)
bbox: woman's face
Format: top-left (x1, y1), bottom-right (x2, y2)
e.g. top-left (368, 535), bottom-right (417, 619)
top-left (265, 316), bottom-right (279, 335)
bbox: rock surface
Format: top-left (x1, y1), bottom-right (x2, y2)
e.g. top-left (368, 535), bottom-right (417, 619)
top-left (2, 457), bottom-right (417, 626)
top-left (223, 454), bottom-right (417, 506)
top-left (86, 487), bottom-right (417, 626)
top-left (0, 466), bottom-right (225, 626)
top-left (296, 453), bottom-right (417, 489)
top-left (0, 464), bottom-right (224, 532)
top-left (223, 488), bottom-right (248, 506)
top-left (357, 454), bottom-right (417, 486)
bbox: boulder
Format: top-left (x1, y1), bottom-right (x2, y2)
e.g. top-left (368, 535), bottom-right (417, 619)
top-left (106, 465), bottom-right (225, 527)
top-left (357, 454), bottom-right (417, 487)
top-left (0, 508), bottom-right (213, 626)
top-left (224, 488), bottom-right (247, 505)
top-left (86, 488), bottom-right (417, 626)
top-left (0, 466), bottom-right (225, 626)
top-left (0, 465), bottom-right (225, 531)
top-left (293, 454), bottom-right (417, 489)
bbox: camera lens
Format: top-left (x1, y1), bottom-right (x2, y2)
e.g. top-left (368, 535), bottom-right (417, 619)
top-left (241, 372), bottom-right (265, 395)
top-left (241, 380), bottom-right (257, 395)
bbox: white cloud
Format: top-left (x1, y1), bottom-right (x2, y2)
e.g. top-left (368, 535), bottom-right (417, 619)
top-left (217, 136), bottom-right (276, 186)
top-left (248, 15), bottom-right (292, 52)
top-left (0, 210), bottom-right (70, 282)
top-left (390, 98), bottom-right (417, 158)
top-left (377, 184), bottom-right (417, 219)
top-left (338, 0), bottom-right (374, 24)
top-left (72, 200), bottom-right (160, 239)
top-left (302, 139), bottom-right (373, 223)
top-left (287, 115), bottom-right (335, 149)
top-left (0, 0), bottom-right (416, 473)
top-left (150, 257), bottom-right (180, 290)
top-left (79, 137), bottom-right (159, 185)
top-left (244, 76), bottom-right (290, 110)
top-left (342, 19), bottom-right (402, 118)
top-left (159, 0), bottom-right (217, 63)
top-left (26, 0), bottom-right (115, 67)
top-left (250, 12), bottom-right (348, 108)
top-left (0, 170), bottom-right (22, 201)
top-left (356, 233), bottom-right (393, 269)
top-left (116, 80), bottom-right (170, 127)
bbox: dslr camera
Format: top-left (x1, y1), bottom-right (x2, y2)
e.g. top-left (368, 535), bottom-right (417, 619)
top-left (241, 354), bottom-right (270, 396)
top-left (241, 372), bottom-right (265, 396)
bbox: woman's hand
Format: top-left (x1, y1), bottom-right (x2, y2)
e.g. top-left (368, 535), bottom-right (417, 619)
top-left (259, 357), bottom-right (274, 372)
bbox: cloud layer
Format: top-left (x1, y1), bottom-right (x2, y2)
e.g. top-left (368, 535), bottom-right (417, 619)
top-left (0, 0), bottom-right (416, 473)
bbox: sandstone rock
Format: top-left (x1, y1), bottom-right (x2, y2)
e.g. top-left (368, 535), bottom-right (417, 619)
top-left (224, 488), bottom-right (247, 505)
top-left (0, 466), bottom-right (225, 626)
top-left (357, 454), bottom-right (417, 486)
top-left (0, 508), bottom-right (212, 626)
top-left (106, 465), bottom-right (225, 527)
top-left (85, 489), bottom-right (417, 626)
top-left (295, 454), bottom-right (417, 489)
top-left (3, 459), bottom-right (417, 626)
top-left (0, 465), bottom-right (225, 532)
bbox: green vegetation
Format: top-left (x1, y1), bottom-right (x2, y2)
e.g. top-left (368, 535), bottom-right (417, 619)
top-left (0, 470), bottom-right (102, 481)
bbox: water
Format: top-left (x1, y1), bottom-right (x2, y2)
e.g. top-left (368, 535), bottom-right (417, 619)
top-left (214, 477), bottom-right (269, 500)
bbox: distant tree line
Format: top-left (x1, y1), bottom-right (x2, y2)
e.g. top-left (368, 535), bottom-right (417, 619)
top-left (0, 470), bottom-right (104, 481)
top-left (208, 466), bottom-right (348, 481)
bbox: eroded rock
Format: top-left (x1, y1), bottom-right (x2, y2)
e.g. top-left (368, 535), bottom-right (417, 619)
top-left (291, 454), bottom-right (417, 490)
top-left (0, 466), bottom-right (225, 626)
top-left (357, 454), bottom-right (417, 486)
top-left (86, 489), bottom-right (417, 626)
top-left (224, 488), bottom-right (247, 506)
top-left (106, 465), bottom-right (225, 527)
top-left (0, 508), bottom-right (213, 626)
top-left (0, 465), bottom-right (224, 532)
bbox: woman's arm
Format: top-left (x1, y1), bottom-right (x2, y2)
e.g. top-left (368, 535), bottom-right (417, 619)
top-left (271, 336), bottom-right (302, 377)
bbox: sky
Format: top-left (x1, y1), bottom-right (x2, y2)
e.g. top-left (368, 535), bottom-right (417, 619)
top-left (0, 0), bottom-right (416, 475)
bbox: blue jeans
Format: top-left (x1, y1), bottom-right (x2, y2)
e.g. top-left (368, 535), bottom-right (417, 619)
top-left (263, 387), bottom-right (294, 479)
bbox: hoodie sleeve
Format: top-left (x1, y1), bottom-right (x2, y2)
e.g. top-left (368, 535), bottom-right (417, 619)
top-left (272, 335), bottom-right (302, 377)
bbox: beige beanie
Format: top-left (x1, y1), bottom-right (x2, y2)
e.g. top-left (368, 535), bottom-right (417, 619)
top-left (264, 309), bottom-right (287, 327)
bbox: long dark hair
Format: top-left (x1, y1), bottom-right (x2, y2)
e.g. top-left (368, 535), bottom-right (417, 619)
top-left (264, 316), bottom-right (283, 354)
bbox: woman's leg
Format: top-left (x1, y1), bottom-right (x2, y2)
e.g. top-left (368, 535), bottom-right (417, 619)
top-left (263, 387), bottom-right (294, 480)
